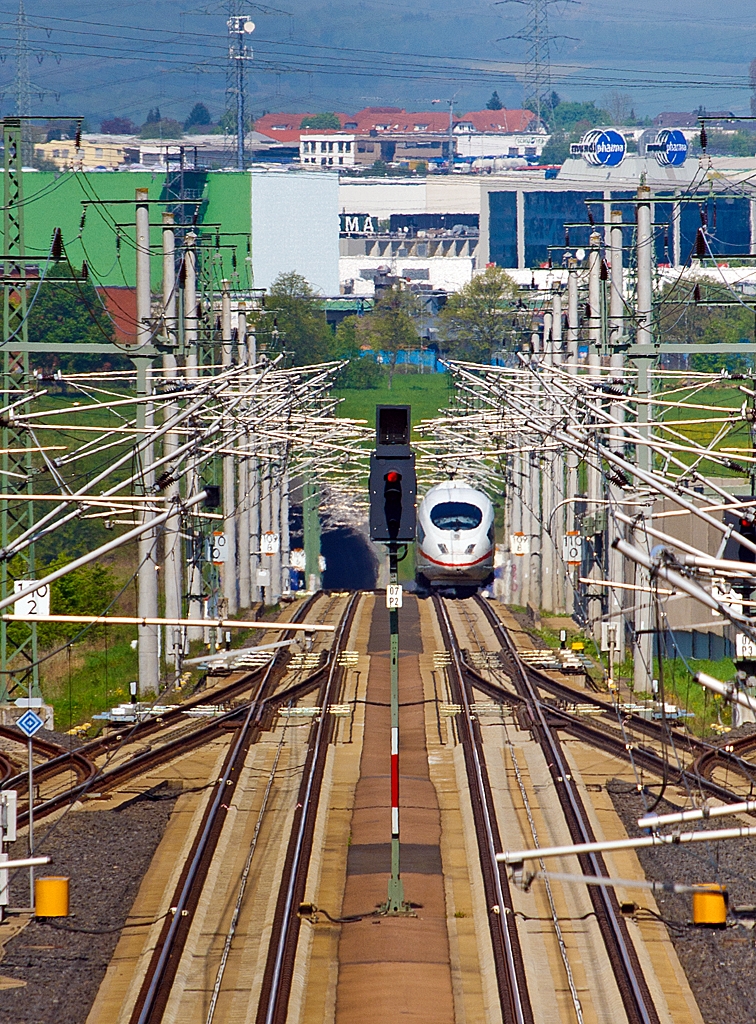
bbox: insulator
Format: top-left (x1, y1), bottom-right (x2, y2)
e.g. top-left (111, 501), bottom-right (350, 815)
top-left (79, 210), bottom-right (86, 231)
top-left (588, 209), bottom-right (594, 226)
top-left (215, 230), bottom-right (221, 250)
top-left (547, 255), bottom-right (552, 269)
top-left (565, 228), bottom-right (570, 246)
top-left (585, 302), bottom-right (592, 319)
top-left (694, 283), bottom-right (701, 303)
top-left (600, 259), bottom-right (609, 281)
top-left (116, 232), bottom-right (121, 253)
top-left (51, 227), bottom-right (62, 261)
top-left (695, 229), bottom-right (707, 258)
top-left (700, 204), bottom-right (708, 228)
top-left (178, 258), bottom-right (186, 286)
top-left (700, 125), bottom-right (707, 150)
top-left (74, 121), bottom-right (82, 148)
top-left (712, 202), bottom-right (717, 230)
top-left (81, 261), bottom-right (88, 281)
top-left (232, 250), bottom-right (237, 270)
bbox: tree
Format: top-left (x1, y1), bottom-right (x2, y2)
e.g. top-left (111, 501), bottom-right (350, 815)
top-left (439, 267), bottom-right (519, 362)
top-left (691, 130), bottom-right (756, 157)
top-left (539, 129), bottom-right (571, 165)
top-left (255, 272), bottom-right (334, 366)
top-left (300, 112), bottom-right (341, 130)
top-left (333, 315), bottom-right (383, 388)
top-left (145, 107), bottom-right (161, 124)
top-left (602, 91), bottom-right (635, 125)
top-left (139, 119), bottom-right (184, 139)
top-left (357, 287), bottom-right (420, 389)
top-left (658, 281), bottom-right (754, 373)
top-left (100, 117), bottom-right (137, 135)
top-left (486, 91), bottom-right (504, 111)
top-left (185, 103), bottom-right (212, 130)
top-left (549, 100), bottom-right (609, 132)
top-left (34, 558), bottom-right (117, 646)
top-left (217, 109), bottom-right (253, 135)
top-left (27, 266), bottom-right (127, 374)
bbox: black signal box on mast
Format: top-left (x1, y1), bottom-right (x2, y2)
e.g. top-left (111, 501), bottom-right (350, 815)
top-left (369, 406), bottom-right (416, 542)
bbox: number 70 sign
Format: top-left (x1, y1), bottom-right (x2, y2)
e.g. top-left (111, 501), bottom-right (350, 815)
top-left (13, 581), bottom-right (51, 618)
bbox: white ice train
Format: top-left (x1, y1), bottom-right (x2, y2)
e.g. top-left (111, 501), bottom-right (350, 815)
top-left (415, 481), bottom-right (495, 593)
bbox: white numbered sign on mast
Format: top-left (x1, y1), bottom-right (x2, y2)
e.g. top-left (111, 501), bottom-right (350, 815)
top-left (13, 581), bottom-right (50, 618)
top-left (261, 532), bottom-right (280, 556)
top-left (736, 633), bottom-right (756, 660)
top-left (562, 532), bottom-right (582, 566)
top-left (211, 532), bottom-right (228, 564)
top-left (510, 532), bottom-right (529, 557)
top-left (386, 584), bottom-right (403, 609)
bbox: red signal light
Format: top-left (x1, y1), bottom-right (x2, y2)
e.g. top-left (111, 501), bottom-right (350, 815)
top-left (386, 471), bottom-right (400, 483)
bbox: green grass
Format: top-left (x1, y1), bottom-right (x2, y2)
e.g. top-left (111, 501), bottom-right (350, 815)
top-left (334, 373), bottom-right (452, 433)
top-left (649, 656), bottom-right (735, 735)
top-left (44, 632), bottom-right (139, 732)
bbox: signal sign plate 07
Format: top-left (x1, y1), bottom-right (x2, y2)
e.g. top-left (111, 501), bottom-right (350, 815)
top-left (386, 585), bottom-right (403, 609)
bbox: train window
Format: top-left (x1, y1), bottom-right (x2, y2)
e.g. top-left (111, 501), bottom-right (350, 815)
top-left (429, 502), bottom-right (483, 531)
top-left (417, 523), bottom-right (425, 544)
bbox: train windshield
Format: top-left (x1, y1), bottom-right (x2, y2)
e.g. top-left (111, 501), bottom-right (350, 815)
top-left (429, 501), bottom-right (483, 531)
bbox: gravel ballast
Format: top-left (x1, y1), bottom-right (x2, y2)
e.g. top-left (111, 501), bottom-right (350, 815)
top-left (0, 791), bottom-right (177, 1024)
top-left (609, 781), bottom-right (756, 1024)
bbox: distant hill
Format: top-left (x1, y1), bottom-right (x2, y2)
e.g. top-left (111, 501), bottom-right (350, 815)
top-left (0, 0), bottom-right (752, 127)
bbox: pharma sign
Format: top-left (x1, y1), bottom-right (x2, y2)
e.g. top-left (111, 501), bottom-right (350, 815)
top-left (647, 128), bottom-right (688, 166)
top-left (570, 128), bottom-right (626, 167)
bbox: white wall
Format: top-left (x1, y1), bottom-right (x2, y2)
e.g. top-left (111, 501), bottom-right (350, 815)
top-left (251, 169), bottom-right (340, 295)
top-left (340, 254), bottom-right (474, 296)
top-left (338, 178), bottom-right (427, 217)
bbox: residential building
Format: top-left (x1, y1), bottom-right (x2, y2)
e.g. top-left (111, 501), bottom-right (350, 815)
top-left (285, 105), bottom-right (542, 169)
top-left (300, 133), bottom-right (357, 168)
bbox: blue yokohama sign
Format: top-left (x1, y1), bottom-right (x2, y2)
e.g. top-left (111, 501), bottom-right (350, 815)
top-left (570, 128), bottom-right (626, 167)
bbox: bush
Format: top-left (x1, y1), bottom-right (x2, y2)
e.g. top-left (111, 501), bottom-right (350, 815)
top-left (338, 356), bottom-right (384, 389)
top-left (8, 558), bottom-right (118, 650)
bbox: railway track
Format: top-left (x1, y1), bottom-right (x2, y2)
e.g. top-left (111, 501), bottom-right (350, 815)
top-left (3, 593), bottom-right (331, 824)
top-left (254, 591), bottom-right (359, 1024)
top-left (457, 603), bottom-right (753, 808)
top-left (441, 595), bottom-right (662, 1024)
top-left (432, 595), bottom-right (534, 1024)
top-left (128, 591), bottom-right (357, 1024)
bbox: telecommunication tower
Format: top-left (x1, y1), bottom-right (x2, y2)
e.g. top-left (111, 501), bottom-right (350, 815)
top-left (227, 8), bottom-right (256, 170)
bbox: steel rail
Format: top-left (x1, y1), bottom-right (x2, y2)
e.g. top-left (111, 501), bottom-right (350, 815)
top-left (0, 726), bottom-right (97, 798)
top-left (255, 592), bottom-right (360, 1024)
top-left (473, 595), bottom-right (661, 1024)
top-left (5, 597), bottom-right (325, 821)
top-left (433, 595), bottom-right (533, 1024)
top-left (129, 592), bottom-right (351, 1024)
top-left (459, 656), bottom-right (751, 806)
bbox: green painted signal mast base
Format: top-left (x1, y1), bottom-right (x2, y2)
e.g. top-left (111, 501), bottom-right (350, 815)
top-left (379, 540), bottom-right (415, 918)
